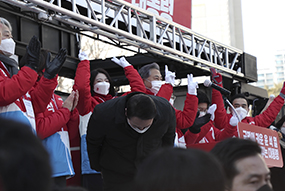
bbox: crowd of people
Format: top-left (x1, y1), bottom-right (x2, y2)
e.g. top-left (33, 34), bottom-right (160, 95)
top-left (0, 16), bottom-right (285, 191)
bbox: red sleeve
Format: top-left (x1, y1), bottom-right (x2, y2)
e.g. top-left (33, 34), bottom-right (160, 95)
top-left (175, 93), bottom-right (198, 129)
top-left (214, 123), bottom-right (237, 141)
top-left (156, 84), bottom-right (173, 101)
top-left (36, 107), bottom-right (71, 139)
top-left (30, 76), bottom-right (58, 114)
top-left (67, 108), bottom-right (80, 141)
top-left (184, 130), bottom-right (199, 145)
top-left (124, 65), bottom-right (146, 93)
top-left (212, 89), bottom-right (231, 129)
top-left (73, 60), bottom-right (97, 115)
top-left (0, 66), bottom-right (37, 106)
top-left (254, 95), bottom-right (284, 127)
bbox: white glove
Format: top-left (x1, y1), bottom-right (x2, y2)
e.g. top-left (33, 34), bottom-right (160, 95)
top-left (207, 104), bottom-right (216, 121)
top-left (187, 74), bottom-right (198, 95)
top-left (229, 115), bottom-right (239, 127)
top-left (78, 50), bottom-right (89, 61)
top-left (111, 56), bottom-right (131, 68)
top-left (165, 65), bottom-right (176, 86)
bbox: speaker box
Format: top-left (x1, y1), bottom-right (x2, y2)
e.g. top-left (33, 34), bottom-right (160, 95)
top-left (241, 53), bottom-right (258, 82)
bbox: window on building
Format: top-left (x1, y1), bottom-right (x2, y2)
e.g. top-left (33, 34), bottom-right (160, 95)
top-left (258, 74), bottom-right (264, 78)
top-left (276, 66), bottom-right (284, 71)
top-left (267, 79), bottom-right (274, 83)
top-left (276, 55), bottom-right (283, 60)
top-left (277, 72), bottom-right (284, 77)
top-left (276, 60), bottom-right (284, 65)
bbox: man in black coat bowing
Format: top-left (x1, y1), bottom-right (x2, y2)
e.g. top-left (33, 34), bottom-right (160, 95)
top-left (87, 92), bottom-right (176, 191)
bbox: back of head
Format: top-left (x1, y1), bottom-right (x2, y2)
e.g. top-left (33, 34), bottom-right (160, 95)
top-left (126, 94), bottom-right (157, 120)
top-left (0, 117), bottom-right (52, 191)
top-left (197, 91), bottom-right (210, 106)
top-left (90, 68), bottom-right (115, 96)
top-left (138, 62), bottom-right (160, 79)
top-left (134, 147), bottom-right (225, 191)
top-left (211, 138), bottom-right (261, 189)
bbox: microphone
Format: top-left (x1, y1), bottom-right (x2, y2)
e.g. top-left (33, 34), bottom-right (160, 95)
top-left (204, 79), bottom-right (231, 96)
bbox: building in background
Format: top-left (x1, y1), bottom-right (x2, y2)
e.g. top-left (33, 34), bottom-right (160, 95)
top-left (254, 50), bottom-right (285, 89)
top-left (191, 0), bottom-right (244, 50)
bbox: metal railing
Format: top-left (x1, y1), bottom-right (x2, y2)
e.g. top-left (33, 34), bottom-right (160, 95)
top-left (1, 0), bottom-right (245, 78)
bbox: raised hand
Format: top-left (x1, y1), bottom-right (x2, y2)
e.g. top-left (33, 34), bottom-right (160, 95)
top-left (165, 65), bottom-right (176, 86)
top-left (187, 74), bottom-right (198, 95)
top-left (44, 48), bottom-right (67, 79)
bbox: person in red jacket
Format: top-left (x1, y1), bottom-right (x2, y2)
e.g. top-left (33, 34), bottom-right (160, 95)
top-left (0, 18), bottom-right (42, 131)
top-left (34, 49), bottom-right (80, 189)
top-left (138, 63), bottom-right (199, 147)
top-left (184, 91), bottom-right (236, 146)
top-left (210, 68), bottom-right (285, 136)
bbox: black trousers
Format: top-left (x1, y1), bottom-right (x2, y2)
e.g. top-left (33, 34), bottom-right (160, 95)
top-left (82, 173), bottom-right (103, 191)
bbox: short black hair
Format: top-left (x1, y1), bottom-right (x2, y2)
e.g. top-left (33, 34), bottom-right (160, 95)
top-left (230, 94), bottom-right (249, 106)
top-left (134, 147), bottom-right (225, 191)
top-left (0, 117), bottom-right (52, 191)
top-left (126, 94), bottom-right (156, 120)
top-left (90, 68), bottom-right (115, 96)
top-left (197, 91), bottom-right (210, 106)
top-left (211, 138), bottom-right (261, 189)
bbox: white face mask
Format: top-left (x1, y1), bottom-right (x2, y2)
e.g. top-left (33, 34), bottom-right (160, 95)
top-left (0, 38), bottom-right (15, 56)
top-left (232, 107), bottom-right (248, 120)
top-left (93, 81), bottom-right (110, 95)
top-left (150, 80), bottom-right (164, 95)
top-left (127, 118), bottom-right (151, 134)
top-left (198, 111), bottom-right (207, 118)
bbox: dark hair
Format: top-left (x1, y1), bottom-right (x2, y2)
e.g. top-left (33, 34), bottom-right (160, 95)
top-left (126, 94), bottom-right (157, 120)
top-left (211, 138), bottom-right (262, 189)
top-left (90, 68), bottom-right (115, 96)
top-left (138, 63), bottom-right (160, 79)
top-left (134, 147), bottom-right (225, 191)
top-left (0, 117), bottom-right (52, 191)
top-left (19, 49), bottom-right (47, 72)
top-left (230, 94), bottom-right (249, 107)
top-left (197, 91), bottom-right (210, 106)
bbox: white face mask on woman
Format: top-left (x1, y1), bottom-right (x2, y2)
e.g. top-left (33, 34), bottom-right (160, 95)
top-left (150, 80), bottom-right (164, 95)
top-left (93, 81), bottom-right (110, 95)
top-left (0, 38), bottom-right (15, 56)
top-left (232, 107), bottom-right (248, 120)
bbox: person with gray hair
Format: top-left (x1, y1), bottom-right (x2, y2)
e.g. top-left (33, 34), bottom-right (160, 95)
top-left (0, 17), bottom-right (43, 131)
top-left (138, 62), bottom-right (173, 100)
top-left (138, 62), bottom-right (201, 147)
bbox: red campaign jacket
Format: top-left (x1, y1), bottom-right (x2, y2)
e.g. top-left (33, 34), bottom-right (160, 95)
top-left (0, 64), bottom-right (38, 108)
top-left (29, 76), bottom-right (58, 114)
top-left (145, 83), bottom-right (173, 101)
top-left (73, 60), bottom-right (146, 115)
top-left (175, 93), bottom-right (198, 130)
top-left (36, 93), bottom-right (79, 140)
top-left (185, 120), bottom-right (236, 146)
top-left (212, 88), bottom-right (285, 136)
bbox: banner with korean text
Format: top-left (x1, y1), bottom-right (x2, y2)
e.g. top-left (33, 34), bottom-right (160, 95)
top-left (238, 122), bottom-right (283, 168)
top-left (123, 0), bottom-right (192, 29)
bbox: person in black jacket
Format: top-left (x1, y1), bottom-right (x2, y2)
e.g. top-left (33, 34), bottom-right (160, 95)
top-left (87, 92), bottom-right (176, 191)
